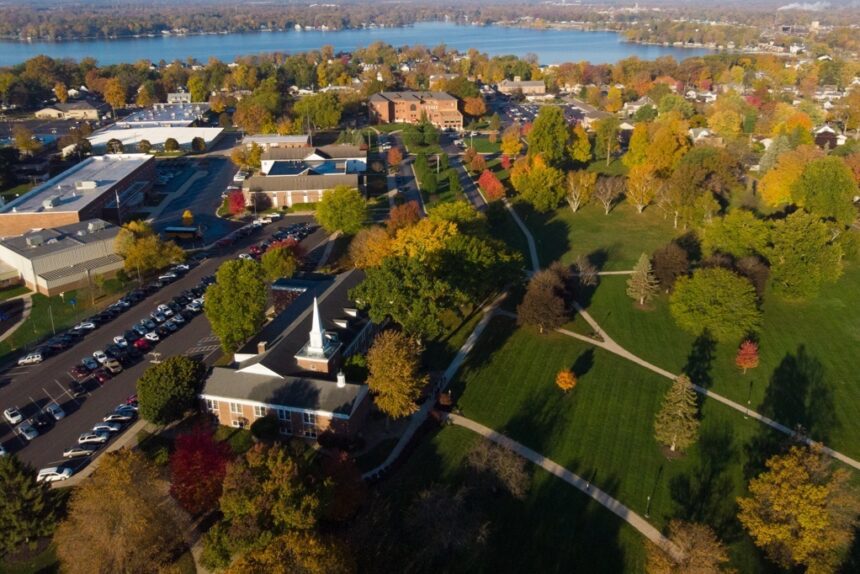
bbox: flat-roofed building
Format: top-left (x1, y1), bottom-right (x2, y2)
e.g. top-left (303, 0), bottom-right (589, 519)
top-left (83, 126), bottom-right (224, 154)
top-left (497, 77), bottom-right (546, 96)
top-left (116, 103), bottom-right (210, 128)
top-left (0, 219), bottom-right (123, 295)
top-left (243, 134), bottom-right (310, 151)
top-left (0, 154), bottom-right (154, 236)
top-left (368, 91), bottom-right (463, 130)
top-left (34, 101), bottom-right (107, 121)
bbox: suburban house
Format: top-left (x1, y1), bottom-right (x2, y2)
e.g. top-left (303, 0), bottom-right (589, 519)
top-left (622, 96), bottom-right (655, 117)
top-left (814, 125), bottom-right (845, 149)
top-left (242, 144), bottom-right (366, 208)
top-left (368, 91), bottom-right (463, 130)
top-left (497, 77), bottom-right (546, 97)
top-left (199, 269), bottom-right (375, 439)
top-left (688, 127), bottom-right (725, 147)
top-left (166, 92), bottom-right (193, 104)
top-left (0, 219), bottom-right (123, 295)
top-left (34, 101), bottom-right (106, 121)
top-left (0, 154), bottom-right (154, 236)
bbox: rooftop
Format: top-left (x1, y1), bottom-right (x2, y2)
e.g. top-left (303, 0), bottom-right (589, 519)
top-left (0, 218), bottom-right (118, 254)
top-left (117, 103), bottom-right (210, 127)
top-left (370, 91), bottom-right (458, 102)
top-left (0, 155), bottom-right (152, 216)
top-left (244, 134), bottom-right (310, 146)
top-left (86, 126), bottom-right (223, 149)
top-left (262, 144), bottom-right (365, 162)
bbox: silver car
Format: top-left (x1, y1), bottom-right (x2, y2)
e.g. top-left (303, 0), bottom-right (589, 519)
top-left (78, 431), bottom-right (110, 444)
top-left (92, 421), bottom-right (123, 433)
top-left (44, 403), bottom-right (65, 421)
top-left (63, 444), bottom-right (98, 458)
top-left (36, 467), bottom-right (73, 483)
top-left (17, 422), bottom-right (38, 441)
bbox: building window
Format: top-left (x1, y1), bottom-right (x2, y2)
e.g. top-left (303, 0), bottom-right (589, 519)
top-left (302, 412), bottom-right (317, 438)
top-left (253, 405), bottom-right (266, 418)
top-left (229, 402), bottom-right (242, 414)
top-left (302, 412), bottom-right (315, 424)
top-left (231, 419), bottom-right (242, 428)
top-left (205, 399), bottom-right (218, 413)
top-left (277, 409), bottom-right (290, 421)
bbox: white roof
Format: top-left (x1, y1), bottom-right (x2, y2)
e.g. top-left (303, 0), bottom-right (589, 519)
top-left (87, 127), bottom-right (223, 150)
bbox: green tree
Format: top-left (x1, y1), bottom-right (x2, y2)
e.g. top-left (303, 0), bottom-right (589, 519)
top-left (626, 253), bottom-right (659, 305)
top-left (163, 137), bottom-right (179, 152)
top-left (106, 138), bottom-right (124, 154)
top-left (792, 156), bottom-right (858, 227)
top-left (0, 456), bottom-right (58, 556)
top-left (137, 356), bottom-right (206, 424)
top-left (191, 136), bottom-right (206, 153)
top-left (55, 450), bottom-right (179, 574)
top-left (593, 117), bottom-right (621, 165)
top-left (115, 220), bottom-right (184, 279)
top-left (137, 139), bottom-right (152, 153)
top-left (768, 210), bottom-right (843, 300)
top-left (701, 210), bottom-right (770, 259)
top-left (316, 185), bottom-right (367, 235)
top-left (527, 105), bottom-right (568, 166)
top-left (366, 330), bottom-right (428, 419)
top-left (448, 169), bottom-right (462, 195)
top-left (260, 246), bottom-right (299, 281)
top-left (12, 125), bottom-right (41, 156)
top-left (187, 74), bottom-right (208, 103)
top-left (669, 268), bottom-right (761, 342)
top-left (654, 375), bottom-right (700, 453)
top-left (737, 446), bottom-right (860, 573)
top-left (205, 259), bottom-right (268, 352)
top-left (292, 92), bottom-right (343, 130)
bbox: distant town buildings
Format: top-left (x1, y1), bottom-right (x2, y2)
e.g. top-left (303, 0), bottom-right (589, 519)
top-left (34, 101), bottom-right (107, 121)
top-left (242, 134), bottom-right (311, 151)
top-left (497, 77), bottom-right (547, 97)
top-left (368, 91), bottom-right (464, 130)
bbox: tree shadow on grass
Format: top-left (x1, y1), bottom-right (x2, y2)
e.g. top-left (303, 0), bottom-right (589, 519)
top-left (447, 315), bottom-right (516, 401)
top-left (572, 248), bottom-right (609, 309)
top-left (501, 385), bottom-right (569, 457)
top-left (669, 421), bottom-right (741, 540)
top-left (743, 345), bottom-right (834, 480)
top-left (683, 330), bottom-right (716, 391)
top-left (572, 348), bottom-right (595, 379)
top-left (514, 202), bottom-right (571, 267)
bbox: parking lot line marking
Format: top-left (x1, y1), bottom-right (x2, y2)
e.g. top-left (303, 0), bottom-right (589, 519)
top-left (28, 395), bottom-right (41, 413)
top-left (42, 387), bottom-right (59, 406)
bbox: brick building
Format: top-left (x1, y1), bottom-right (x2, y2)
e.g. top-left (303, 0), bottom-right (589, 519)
top-left (199, 270), bottom-right (375, 439)
top-left (368, 91), bottom-right (463, 130)
top-left (0, 154), bottom-right (155, 236)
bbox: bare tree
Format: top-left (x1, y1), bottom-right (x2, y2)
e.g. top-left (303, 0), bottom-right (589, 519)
top-left (594, 176), bottom-right (625, 215)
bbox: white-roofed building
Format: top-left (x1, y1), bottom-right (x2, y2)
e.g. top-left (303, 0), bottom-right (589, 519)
top-left (82, 126), bottom-right (224, 154)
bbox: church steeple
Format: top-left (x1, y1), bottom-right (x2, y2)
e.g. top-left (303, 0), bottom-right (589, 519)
top-left (308, 297), bottom-right (325, 354)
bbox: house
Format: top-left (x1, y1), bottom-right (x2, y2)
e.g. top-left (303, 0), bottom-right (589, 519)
top-left (166, 92), bottom-right (193, 104)
top-left (622, 96), bottom-right (654, 117)
top-left (368, 91), bottom-right (463, 130)
top-left (814, 125), bottom-right (842, 149)
top-left (0, 219), bottom-right (124, 295)
top-left (688, 127), bottom-right (724, 147)
top-left (497, 77), bottom-right (546, 97)
top-left (34, 101), bottom-right (106, 121)
top-left (199, 270), bottom-right (375, 439)
top-left (242, 144), bottom-right (367, 208)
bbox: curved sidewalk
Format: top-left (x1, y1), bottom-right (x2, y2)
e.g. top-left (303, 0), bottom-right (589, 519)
top-left (446, 413), bottom-right (683, 562)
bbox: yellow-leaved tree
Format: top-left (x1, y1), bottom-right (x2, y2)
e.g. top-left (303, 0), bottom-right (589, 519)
top-left (390, 218), bottom-right (458, 262)
top-left (555, 369), bottom-right (577, 392)
top-left (500, 123), bottom-right (523, 158)
top-left (366, 330), bottom-right (429, 419)
top-left (115, 220), bottom-right (184, 279)
top-left (626, 164), bottom-right (660, 214)
top-left (758, 145), bottom-right (823, 207)
top-left (349, 226), bottom-right (393, 269)
top-left (225, 531), bottom-right (354, 574)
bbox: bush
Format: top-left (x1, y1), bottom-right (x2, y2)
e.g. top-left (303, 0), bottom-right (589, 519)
top-left (250, 416), bottom-right (279, 442)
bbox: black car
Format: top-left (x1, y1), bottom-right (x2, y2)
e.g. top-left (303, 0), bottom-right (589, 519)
top-left (104, 344), bottom-right (124, 359)
top-left (143, 283), bottom-right (160, 294)
top-left (68, 381), bottom-right (87, 398)
top-left (156, 325), bottom-right (171, 338)
top-left (125, 347), bottom-right (143, 360)
top-left (124, 330), bottom-right (141, 342)
top-left (31, 413), bottom-right (53, 430)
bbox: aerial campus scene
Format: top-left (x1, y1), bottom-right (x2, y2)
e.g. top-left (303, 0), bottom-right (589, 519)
top-left (0, 0), bottom-right (859, 572)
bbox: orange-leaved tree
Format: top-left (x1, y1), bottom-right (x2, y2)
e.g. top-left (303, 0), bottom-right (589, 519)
top-left (556, 369), bottom-right (577, 393)
top-left (735, 340), bottom-right (760, 374)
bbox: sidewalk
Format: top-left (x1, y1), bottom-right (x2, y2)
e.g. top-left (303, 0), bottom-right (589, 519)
top-left (0, 294), bottom-right (32, 344)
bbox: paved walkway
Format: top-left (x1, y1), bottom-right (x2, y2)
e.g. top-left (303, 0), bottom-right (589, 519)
top-left (446, 413), bottom-right (683, 562)
top-left (314, 231), bottom-right (341, 269)
top-left (502, 199), bottom-right (540, 275)
top-left (0, 294), bottom-right (32, 345)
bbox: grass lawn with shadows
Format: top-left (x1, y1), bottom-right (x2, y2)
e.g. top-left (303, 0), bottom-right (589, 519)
top-left (449, 315), bottom-right (780, 572)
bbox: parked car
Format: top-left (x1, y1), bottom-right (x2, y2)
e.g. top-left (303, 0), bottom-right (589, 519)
top-left (68, 382), bottom-right (87, 398)
top-left (132, 323), bottom-right (148, 337)
top-left (113, 336), bottom-right (128, 348)
top-left (17, 351), bottom-right (44, 366)
top-left (69, 364), bottom-right (91, 381)
top-left (74, 321), bottom-right (96, 331)
top-left (36, 467), bottom-right (72, 483)
top-left (103, 411), bottom-right (134, 423)
top-left (78, 431), bottom-right (110, 444)
top-left (150, 312), bottom-right (166, 324)
top-left (81, 357), bottom-right (99, 371)
top-left (92, 351), bottom-right (108, 364)
top-left (158, 272), bottom-right (178, 283)
top-left (156, 304), bottom-right (174, 317)
top-left (91, 368), bottom-right (111, 384)
top-left (44, 403), bottom-right (65, 421)
top-left (171, 313), bottom-right (186, 325)
top-left (104, 359), bottom-right (123, 374)
top-left (3, 407), bottom-right (23, 425)
top-left (133, 338), bottom-right (151, 351)
top-left (92, 421), bottom-right (123, 433)
top-left (186, 302), bottom-right (202, 313)
top-left (124, 330), bottom-right (140, 342)
top-left (30, 413), bottom-right (52, 430)
top-left (17, 422), bottom-right (38, 441)
top-left (63, 444), bottom-right (98, 458)
top-left (163, 320), bottom-right (178, 333)
top-left (144, 331), bottom-right (160, 342)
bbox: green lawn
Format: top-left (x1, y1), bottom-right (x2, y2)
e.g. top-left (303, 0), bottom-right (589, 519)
top-left (0, 285), bottom-right (30, 301)
top-left (0, 542), bottom-right (58, 574)
top-left (517, 201), bottom-right (679, 270)
top-left (448, 315), bottom-right (776, 572)
top-left (470, 136), bottom-right (501, 154)
top-left (0, 183), bottom-right (33, 202)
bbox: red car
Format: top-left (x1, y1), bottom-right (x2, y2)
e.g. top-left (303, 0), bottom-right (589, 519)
top-left (133, 338), bottom-right (151, 351)
top-left (91, 368), bottom-right (111, 384)
top-left (69, 365), bottom-right (91, 382)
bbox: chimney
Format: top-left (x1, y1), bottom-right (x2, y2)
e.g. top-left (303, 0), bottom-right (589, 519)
top-left (257, 341), bottom-right (267, 354)
top-left (336, 370), bottom-right (346, 388)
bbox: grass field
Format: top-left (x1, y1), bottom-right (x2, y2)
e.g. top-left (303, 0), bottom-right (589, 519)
top-left (470, 136), bottom-right (501, 154)
top-left (516, 201), bottom-right (679, 270)
top-left (438, 315), bottom-right (774, 572)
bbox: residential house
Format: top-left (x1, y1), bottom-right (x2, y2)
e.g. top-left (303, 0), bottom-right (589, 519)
top-left (622, 96), bottom-right (654, 117)
top-left (34, 101), bottom-right (106, 121)
top-left (497, 77), bottom-right (547, 97)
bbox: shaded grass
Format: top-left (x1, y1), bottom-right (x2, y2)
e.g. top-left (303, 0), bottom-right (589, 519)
top-left (355, 437), bottom-right (399, 473)
top-left (0, 293), bottom-right (99, 359)
top-left (0, 285), bottom-right (30, 301)
top-left (0, 542), bottom-right (58, 574)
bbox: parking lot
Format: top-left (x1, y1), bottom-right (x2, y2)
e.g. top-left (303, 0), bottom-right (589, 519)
top-left (501, 102), bottom-right (587, 127)
top-left (0, 215), bottom-right (326, 474)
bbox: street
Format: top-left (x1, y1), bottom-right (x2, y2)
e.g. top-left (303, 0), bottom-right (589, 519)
top-left (0, 217), bottom-right (327, 471)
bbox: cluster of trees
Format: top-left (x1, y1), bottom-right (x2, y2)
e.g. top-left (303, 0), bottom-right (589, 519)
top-left (350, 200), bottom-right (522, 339)
top-left (115, 220), bottom-right (185, 280)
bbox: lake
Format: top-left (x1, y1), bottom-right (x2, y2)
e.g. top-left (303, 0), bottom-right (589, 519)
top-left (0, 21), bottom-right (713, 67)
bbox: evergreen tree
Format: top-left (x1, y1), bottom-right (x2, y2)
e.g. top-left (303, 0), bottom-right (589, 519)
top-left (626, 253), bottom-right (659, 305)
top-left (654, 375), bottom-right (700, 453)
top-left (0, 456), bottom-right (58, 556)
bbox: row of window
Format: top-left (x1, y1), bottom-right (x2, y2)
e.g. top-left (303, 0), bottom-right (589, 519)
top-left (206, 399), bottom-right (318, 438)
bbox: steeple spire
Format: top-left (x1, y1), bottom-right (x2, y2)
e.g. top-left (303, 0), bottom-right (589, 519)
top-left (308, 297), bottom-right (325, 354)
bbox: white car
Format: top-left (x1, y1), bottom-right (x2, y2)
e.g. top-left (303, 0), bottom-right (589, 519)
top-left (172, 263), bottom-right (191, 273)
top-left (186, 302), bottom-right (202, 313)
top-left (144, 331), bottom-right (160, 342)
top-left (78, 431), bottom-right (110, 445)
top-left (44, 403), bottom-right (65, 421)
top-left (74, 321), bottom-right (96, 331)
top-left (17, 422), bottom-right (38, 441)
top-left (36, 467), bottom-right (73, 483)
top-left (238, 253), bottom-right (253, 261)
top-left (156, 304), bottom-right (174, 317)
top-left (92, 350), bottom-right (108, 364)
top-left (233, 171), bottom-right (247, 182)
top-left (17, 352), bottom-right (44, 366)
top-left (3, 407), bottom-right (23, 425)
top-left (92, 421), bottom-right (123, 433)
top-left (0, 443), bottom-right (6, 457)
top-left (103, 411), bottom-right (135, 423)
top-left (63, 445), bottom-right (98, 458)
top-left (113, 336), bottom-right (128, 348)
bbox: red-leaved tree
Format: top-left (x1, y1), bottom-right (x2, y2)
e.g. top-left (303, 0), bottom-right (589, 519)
top-left (501, 154), bottom-right (512, 170)
top-left (270, 237), bottom-right (305, 260)
top-left (478, 169), bottom-right (505, 201)
top-left (735, 340), bottom-right (760, 374)
top-left (387, 147), bottom-right (403, 169)
top-left (521, 122), bottom-right (534, 137)
top-left (320, 450), bottom-right (368, 522)
top-left (227, 190), bottom-right (246, 215)
top-left (169, 427), bottom-right (232, 515)
top-left (387, 200), bottom-right (421, 233)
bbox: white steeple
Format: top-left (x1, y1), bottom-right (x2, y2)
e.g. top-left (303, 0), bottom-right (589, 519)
top-left (308, 297), bottom-right (325, 354)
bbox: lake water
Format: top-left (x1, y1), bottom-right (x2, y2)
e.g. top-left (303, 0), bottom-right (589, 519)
top-left (0, 22), bottom-right (713, 66)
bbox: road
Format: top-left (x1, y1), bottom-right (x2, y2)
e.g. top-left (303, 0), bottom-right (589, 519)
top-left (0, 216), bottom-right (327, 471)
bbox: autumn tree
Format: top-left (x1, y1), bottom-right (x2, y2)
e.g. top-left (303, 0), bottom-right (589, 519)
top-left (737, 446), bottom-right (860, 573)
top-left (137, 356), bottom-right (206, 425)
top-left (626, 164), bottom-right (659, 213)
top-left (260, 246), bottom-right (299, 281)
top-left (349, 226), bottom-right (392, 268)
top-left (386, 146), bottom-right (402, 171)
top-left (768, 211), bottom-right (843, 300)
top-left (654, 375), bottom-right (700, 453)
top-left (555, 369), bottom-right (577, 393)
top-left (645, 114), bottom-right (690, 177)
top-left (102, 77), bottom-right (126, 117)
top-left (627, 253), bottom-right (659, 306)
top-left (593, 117), bottom-right (621, 166)
top-left (466, 441), bottom-right (530, 500)
top-left (517, 266), bottom-right (568, 334)
top-left (469, 153), bottom-right (487, 173)
top-left (701, 210), bottom-right (769, 259)
top-left (568, 122), bottom-right (591, 164)
top-left (623, 122), bottom-right (649, 168)
top-left (565, 170), bottom-right (597, 213)
top-left (292, 91), bottom-right (343, 129)
top-left (227, 190), bottom-right (246, 215)
top-left (500, 123), bottom-right (523, 157)
top-left (320, 451), bottom-right (367, 523)
top-left (366, 330), bottom-right (428, 419)
top-left (463, 96), bottom-right (486, 118)
top-left (225, 532), bottom-right (354, 574)
top-left (105, 138), bottom-right (124, 154)
top-left (316, 185), bottom-right (367, 235)
top-left (670, 268), bottom-right (761, 342)
top-left (510, 154), bottom-right (565, 212)
top-left (205, 259), bottom-right (268, 352)
top-left (594, 176), bottom-right (625, 215)
top-left (55, 450), bottom-right (180, 574)
top-left (137, 139), bottom-right (152, 154)
top-left (735, 340), bottom-right (759, 374)
top-left (53, 81), bottom-right (68, 103)
top-left (759, 145), bottom-right (822, 208)
top-left (477, 169), bottom-right (505, 201)
top-left (792, 156), bottom-right (858, 228)
top-left (527, 105), bottom-right (568, 166)
top-left (170, 428), bottom-right (232, 515)
top-left (387, 200), bottom-right (421, 233)
top-left (646, 520), bottom-right (729, 574)
top-left (0, 456), bottom-right (59, 556)
top-left (12, 125), bottom-right (41, 156)
top-left (115, 220), bottom-right (184, 279)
